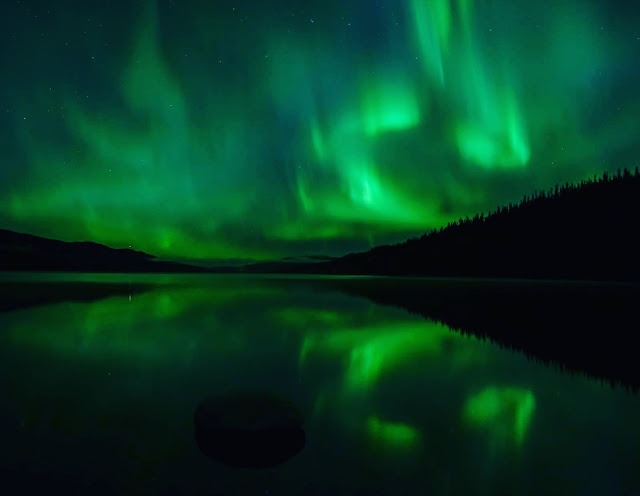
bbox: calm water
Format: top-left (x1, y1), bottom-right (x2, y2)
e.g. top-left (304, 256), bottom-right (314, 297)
top-left (1, 273), bottom-right (639, 495)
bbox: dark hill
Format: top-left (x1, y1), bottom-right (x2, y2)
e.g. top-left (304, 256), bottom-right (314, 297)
top-left (311, 168), bottom-right (640, 281)
top-left (0, 229), bottom-right (204, 273)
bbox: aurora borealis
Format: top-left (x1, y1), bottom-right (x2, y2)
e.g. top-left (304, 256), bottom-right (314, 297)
top-left (1, 0), bottom-right (639, 262)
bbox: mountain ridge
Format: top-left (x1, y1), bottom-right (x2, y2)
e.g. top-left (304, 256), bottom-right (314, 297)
top-left (0, 229), bottom-right (205, 273)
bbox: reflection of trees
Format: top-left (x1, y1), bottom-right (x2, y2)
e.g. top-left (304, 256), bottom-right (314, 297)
top-left (306, 278), bottom-right (640, 390)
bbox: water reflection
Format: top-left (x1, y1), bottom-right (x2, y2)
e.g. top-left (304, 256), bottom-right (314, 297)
top-left (0, 274), bottom-right (638, 495)
top-left (194, 391), bottom-right (305, 469)
top-left (463, 386), bottom-right (536, 448)
top-left (303, 277), bottom-right (640, 389)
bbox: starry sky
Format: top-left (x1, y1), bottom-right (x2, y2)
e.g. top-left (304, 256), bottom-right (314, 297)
top-left (1, 0), bottom-right (639, 263)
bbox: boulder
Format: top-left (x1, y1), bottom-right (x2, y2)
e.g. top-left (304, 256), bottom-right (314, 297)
top-left (194, 391), bottom-right (305, 468)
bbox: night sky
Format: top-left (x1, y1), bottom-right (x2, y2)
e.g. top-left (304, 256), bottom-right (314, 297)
top-left (1, 0), bottom-right (639, 262)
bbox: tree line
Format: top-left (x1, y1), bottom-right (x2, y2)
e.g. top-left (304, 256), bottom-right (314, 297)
top-left (319, 167), bottom-right (640, 281)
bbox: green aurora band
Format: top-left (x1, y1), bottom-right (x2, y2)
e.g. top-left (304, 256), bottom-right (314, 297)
top-left (1, 0), bottom-right (638, 260)
top-left (367, 415), bottom-right (421, 449)
top-left (463, 386), bottom-right (536, 447)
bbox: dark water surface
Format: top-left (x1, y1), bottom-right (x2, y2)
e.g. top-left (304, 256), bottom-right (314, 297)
top-left (1, 273), bottom-right (639, 495)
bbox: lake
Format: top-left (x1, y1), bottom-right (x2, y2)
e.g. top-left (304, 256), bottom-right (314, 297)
top-left (1, 273), bottom-right (639, 495)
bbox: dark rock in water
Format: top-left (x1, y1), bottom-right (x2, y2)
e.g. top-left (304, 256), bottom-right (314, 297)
top-left (194, 391), bottom-right (305, 469)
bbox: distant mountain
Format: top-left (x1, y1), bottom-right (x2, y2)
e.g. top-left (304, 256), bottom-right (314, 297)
top-left (0, 229), bottom-right (205, 273)
top-left (239, 255), bottom-right (334, 274)
top-left (304, 168), bottom-right (640, 282)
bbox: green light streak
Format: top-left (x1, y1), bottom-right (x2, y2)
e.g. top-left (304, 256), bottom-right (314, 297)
top-left (298, 320), bottom-right (485, 389)
top-left (463, 386), bottom-right (536, 446)
top-left (455, 91), bottom-right (530, 169)
top-left (410, 0), bottom-right (452, 84)
top-left (361, 79), bottom-right (421, 136)
top-left (367, 416), bottom-right (420, 448)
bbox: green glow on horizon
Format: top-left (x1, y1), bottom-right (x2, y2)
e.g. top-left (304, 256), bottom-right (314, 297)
top-left (367, 415), bottom-right (420, 448)
top-left (1, 0), bottom-right (633, 259)
top-left (463, 386), bottom-right (536, 447)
